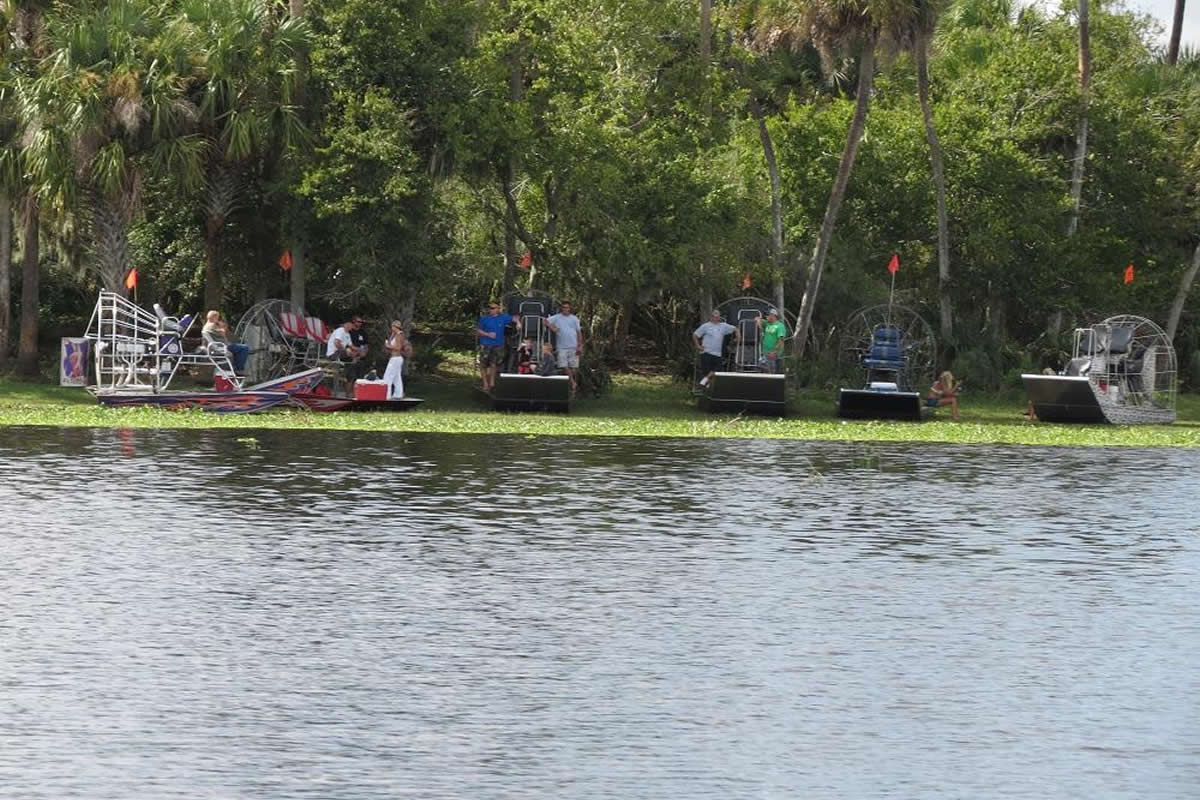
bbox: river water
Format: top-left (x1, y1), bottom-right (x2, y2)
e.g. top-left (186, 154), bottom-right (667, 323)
top-left (1, 426), bottom-right (1198, 799)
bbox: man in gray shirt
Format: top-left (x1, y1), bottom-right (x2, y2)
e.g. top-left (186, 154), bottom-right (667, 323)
top-left (693, 310), bottom-right (739, 387)
top-left (547, 300), bottom-right (584, 393)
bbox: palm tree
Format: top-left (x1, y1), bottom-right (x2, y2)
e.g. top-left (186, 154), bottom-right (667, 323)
top-left (21, 0), bottom-right (203, 294)
top-left (756, 0), bottom-right (896, 359)
top-left (890, 0), bottom-right (952, 342)
top-left (4, 0), bottom-right (51, 375)
top-left (179, 0), bottom-right (309, 311)
top-left (0, 60), bottom-right (17, 367)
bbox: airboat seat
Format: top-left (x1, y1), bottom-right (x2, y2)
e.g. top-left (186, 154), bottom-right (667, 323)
top-left (305, 317), bottom-right (331, 346)
top-left (279, 312), bottom-right (308, 341)
top-left (1107, 325), bottom-right (1134, 355)
top-left (1075, 328), bottom-right (1096, 355)
top-left (863, 326), bottom-right (904, 370)
top-left (1065, 357), bottom-right (1091, 377)
top-left (734, 318), bottom-right (760, 371)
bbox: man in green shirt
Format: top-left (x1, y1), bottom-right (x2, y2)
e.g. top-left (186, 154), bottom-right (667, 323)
top-left (757, 308), bottom-right (787, 373)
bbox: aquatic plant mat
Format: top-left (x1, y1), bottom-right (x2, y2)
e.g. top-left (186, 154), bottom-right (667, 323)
top-left (3, 366), bottom-right (1199, 448)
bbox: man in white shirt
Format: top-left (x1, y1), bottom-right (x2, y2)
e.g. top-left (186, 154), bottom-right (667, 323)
top-left (326, 316), bottom-right (366, 394)
top-left (546, 300), bottom-right (583, 393)
top-left (693, 310), bottom-right (739, 387)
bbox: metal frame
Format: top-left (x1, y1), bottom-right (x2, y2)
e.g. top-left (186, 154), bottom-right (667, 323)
top-left (85, 291), bottom-right (240, 394)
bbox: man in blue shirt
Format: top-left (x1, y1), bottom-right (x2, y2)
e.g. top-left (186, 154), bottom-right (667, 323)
top-left (476, 301), bottom-right (519, 392)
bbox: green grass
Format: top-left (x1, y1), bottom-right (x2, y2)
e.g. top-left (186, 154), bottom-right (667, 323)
top-left (3, 353), bottom-right (1199, 447)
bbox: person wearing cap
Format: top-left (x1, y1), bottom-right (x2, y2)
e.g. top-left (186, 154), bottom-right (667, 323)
top-left (693, 309), bottom-right (739, 387)
top-left (382, 320), bottom-right (413, 399)
top-left (476, 301), bottom-right (518, 392)
top-left (756, 308), bottom-right (788, 373)
top-left (546, 300), bottom-right (584, 392)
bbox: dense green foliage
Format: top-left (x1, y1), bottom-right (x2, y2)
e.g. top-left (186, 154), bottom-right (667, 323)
top-left (1, 0), bottom-right (1198, 390)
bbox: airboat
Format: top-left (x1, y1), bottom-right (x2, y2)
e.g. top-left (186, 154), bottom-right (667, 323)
top-left (478, 294), bottom-right (571, 413)
top-left (83, 291), bottom-right (323, 412)
top-left (836, 303), bottom-right (936, 421)
top-left (1022, 315), bottom-right (1176, 424)
top-left (694, 296), bottom-right (788, 415)
top-left (233, 298), bottom-right (424, 412)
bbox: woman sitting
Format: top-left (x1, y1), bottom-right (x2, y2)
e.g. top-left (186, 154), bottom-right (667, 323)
top-left (382, 321), bottom-right (413, 399)
top-left (925, 370), bottom-right (961, 420)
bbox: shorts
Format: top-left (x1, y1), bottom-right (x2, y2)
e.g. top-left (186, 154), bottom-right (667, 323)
top-left (700, 352), bottom-right (723, 374)
top-left (557, 349), bottom-right (580, 369)
top-left (925, 396), bottom-right (939, 408)
top-left (479, 346), bottom-right (505, 368)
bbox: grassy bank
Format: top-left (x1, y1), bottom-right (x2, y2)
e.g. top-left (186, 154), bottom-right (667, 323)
top-left (3, 353), bottom-right (1199, 447)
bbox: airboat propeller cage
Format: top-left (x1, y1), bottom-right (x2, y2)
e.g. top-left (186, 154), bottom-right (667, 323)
top-left (696, 296), bottom-right (788, 415)
top-left (836, 303), bottom-right (937, 421)
top-left (1023, 315), bottom-right (1177, 424)
top-left (232, 298), bottom-right (321, 383)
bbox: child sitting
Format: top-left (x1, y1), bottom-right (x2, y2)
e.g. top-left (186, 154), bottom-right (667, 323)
top-left (516, 338), bottom-right (535, 374)
top-left (536, 341), bottom-right (558, 377)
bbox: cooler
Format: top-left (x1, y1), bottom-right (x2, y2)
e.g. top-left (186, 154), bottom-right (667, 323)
top-left (354, 379), bottom-right (388, 401)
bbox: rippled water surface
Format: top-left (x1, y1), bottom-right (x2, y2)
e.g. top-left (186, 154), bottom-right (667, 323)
top-left (2, 426), bottom-right (1199, 799)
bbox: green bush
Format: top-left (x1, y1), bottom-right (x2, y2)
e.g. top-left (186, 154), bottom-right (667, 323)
top-left (577, 351), bottom-right (612, 397)
top-left (410, 338), bottom-right (447, 375)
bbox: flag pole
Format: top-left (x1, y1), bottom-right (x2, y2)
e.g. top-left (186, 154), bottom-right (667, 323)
top-left (886, 256), bottom-right (897, 329)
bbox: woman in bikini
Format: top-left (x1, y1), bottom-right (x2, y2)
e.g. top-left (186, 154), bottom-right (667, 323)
top-left (926, 370), bottom-right (961, 420)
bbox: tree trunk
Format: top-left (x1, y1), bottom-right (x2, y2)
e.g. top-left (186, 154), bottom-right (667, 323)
top-left (289, 245), bottom-right (306, 310)
top-left (502, 32), bottom-right (524, 297)
top-left (288, 0), bottom-right (308, 310)
top-left (750, 96), bottom-right (785, 314)
top-left (502, 177), bottom-right (519, 297)
top-left (0, 191), bottom-right (11, 366)
top-left (793, 43), bottom-right (876, 361)
top-left (92, 192), bottom-right (131, 293)
top-left (1167, 0), bottom-right (1186, 66)
top-left (16, 198), bottom-right (38, 376)
top-left (1166, 241), bottom-right (1200, 343)
top-left (204, 217), bottom-right (225, 313)
top-left (1066, 0), bottom-right (1090, 236)
top-left (700, 0), bottom-right (712, 117)
top-left (612, 298), bottom-right (633, 360)
top-left (916, 40), bottom-right (953, 344)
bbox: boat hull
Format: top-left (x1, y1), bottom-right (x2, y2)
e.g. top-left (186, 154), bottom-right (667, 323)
top-left (94, 390), bottom-right (289, 413)
top-left (483, 374), bottom-right (571, 412)
top-left (698, 372), bottom-right (786, 415)
top-left (245, 367), bottom-right (325, 395)
top-left (1022, 374), bottom-right (1175, 424)
top-left (837, 388), bottom-right (925, 421)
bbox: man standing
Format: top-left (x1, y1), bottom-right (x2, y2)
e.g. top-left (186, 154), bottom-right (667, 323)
top-left (693, 309), bottom-right (739, 388)
top-left (327, 316), bottom-right (366, 394)
top-left (546, 300), bottom-right (583, 393)
top-left (756, 308), bottom-right (787, 373)
top-left (476, 301), bottom-right (517, 393)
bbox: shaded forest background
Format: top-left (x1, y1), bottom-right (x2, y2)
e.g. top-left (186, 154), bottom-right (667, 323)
top-left (1, 0), bottom-right (1198, 390)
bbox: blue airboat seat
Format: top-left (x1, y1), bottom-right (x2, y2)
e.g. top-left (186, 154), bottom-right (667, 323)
top-left (156, 312), bottom-right (194, 357)
top-left (863, 326), bottom-right (905, 371)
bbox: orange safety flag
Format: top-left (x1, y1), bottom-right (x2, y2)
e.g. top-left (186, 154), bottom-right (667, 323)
top-left (887, 253), bottom-right (900, 274)
top-left (519, 249), bottom-right (533, 269)
top-left (124, 268), bottom-right (138, 290)
top-left (1123, 263), bottom-right (1135, 285)
top-left (742, 272), bottom-right (752, 290)
top-left (279, 250), bottom-right (293, 271)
